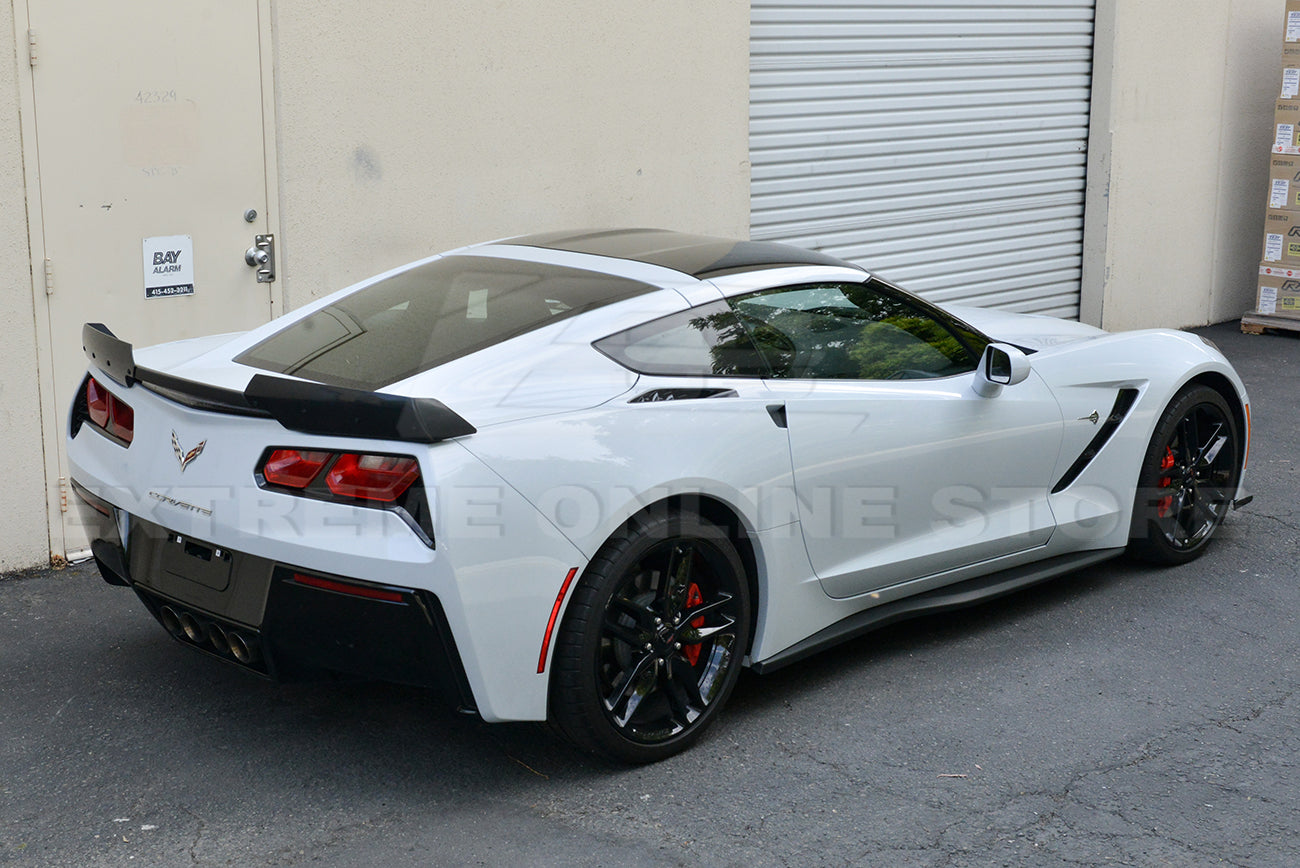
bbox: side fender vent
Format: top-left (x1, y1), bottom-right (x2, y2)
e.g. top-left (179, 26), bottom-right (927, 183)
top-left (1051, 388), bottom-right (1140, 494)
top-left (629, 388), bottom-right (738, 403)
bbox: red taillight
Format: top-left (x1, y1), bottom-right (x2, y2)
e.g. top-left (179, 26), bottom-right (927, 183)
top-left (262, 449), bottom-right (331, 489)
top-left (106, 399), bottom-right (133, 443)
top-left (86, 378), bottom-right (110, 428)
top-left (84, 377), bottom-right (134, 445)
top-left (325, 453), bottom-right (420, 502)
top-left (256, 447), bottom-right (432, 545)
top-left (258, 449), bottom-right (421, 502)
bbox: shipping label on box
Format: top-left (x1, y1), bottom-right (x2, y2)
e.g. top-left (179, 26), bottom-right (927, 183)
top-left (1258, 263), bottom-right (1300, 315)
top-left (1287, 0), bottom-right (1300, 43)
top-left (1275, 99), bottom-right (1300, 153)
top-left (1273, 122), bottom-right (1300, 153)
top-left (1272, 176), bottom-right (1293, 209)
top-left (1262, 209), bottom-right (1300, 263)
top-left (1284, 3), bottom-right (1300, 69)
top-left (1270, 155), bottom-right (1300, 209)
top-left (1284, 67), bottom-right (1300, 99)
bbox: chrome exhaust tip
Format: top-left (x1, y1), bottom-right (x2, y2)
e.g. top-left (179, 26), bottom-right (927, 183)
top-left (206, 621), bottom-right (229, 654)
top-left (178, 611), bottom-right (205, 644)
top-left (228, 631), bottom-right (259, 665)
top-left (158, 606), bottom-right (183, 638)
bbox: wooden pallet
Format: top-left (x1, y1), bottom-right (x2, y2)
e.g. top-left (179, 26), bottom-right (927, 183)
top-left (1241, 310), bottom-right (1300, 335)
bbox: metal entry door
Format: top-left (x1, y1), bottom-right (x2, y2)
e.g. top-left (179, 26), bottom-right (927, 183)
top-left (22, 0), bottom-right (279, 558)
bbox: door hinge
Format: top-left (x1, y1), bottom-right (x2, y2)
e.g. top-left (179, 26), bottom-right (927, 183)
top-left (44, 258), bottom-right (54, 295)
top-left (28, 30), bottom-right (37, 67)
top-left (58, 477), bottom-right (68, 514)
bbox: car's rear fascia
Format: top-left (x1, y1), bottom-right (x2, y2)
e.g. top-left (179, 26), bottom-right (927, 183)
top-left (68, 358), bottom-right (588, 724)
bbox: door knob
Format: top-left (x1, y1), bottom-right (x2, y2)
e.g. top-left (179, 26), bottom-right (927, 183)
top-left (244, 235), bottom-right (275, 283)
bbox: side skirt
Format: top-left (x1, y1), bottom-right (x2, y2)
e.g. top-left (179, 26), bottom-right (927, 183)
top-left (750, 548), bottom-right (1125, 674)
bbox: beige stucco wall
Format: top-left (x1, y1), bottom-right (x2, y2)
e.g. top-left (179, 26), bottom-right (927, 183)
top-left (1085, 0), bottom-right (1279, 331)
top-left (0, 2), bottom-right (51, 571)
top-left (269, 1), bottom-right (752, 310)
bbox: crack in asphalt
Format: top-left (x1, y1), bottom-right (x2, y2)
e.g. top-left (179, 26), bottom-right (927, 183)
top-left (1254, 513), bottom-right (1300, 535)
top-left (960, 689), bottom-right (1300, 867)
top-left (1212, 688), bottom-right (1298, 735)
top-left (785, 686), bottom-right (1300, 867)
top-left (180, 806), bottom-right (205, 864)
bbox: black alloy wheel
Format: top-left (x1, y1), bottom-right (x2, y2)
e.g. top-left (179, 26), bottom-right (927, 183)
top-left (549, 513), bottom-right (751, 763)
top-left (1129, 384), bottom-right (1240, 565)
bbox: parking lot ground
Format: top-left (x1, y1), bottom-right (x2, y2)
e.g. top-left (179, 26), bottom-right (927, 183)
top-left (2, 321), bottom-right (1298, 867)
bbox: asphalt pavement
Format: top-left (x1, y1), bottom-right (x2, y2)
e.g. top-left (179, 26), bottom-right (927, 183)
top-left (2, 321), bottom-right (1298, 867)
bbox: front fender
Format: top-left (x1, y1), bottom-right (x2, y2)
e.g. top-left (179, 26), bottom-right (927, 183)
top-left (1031, 329), bottom-right (1249, 549)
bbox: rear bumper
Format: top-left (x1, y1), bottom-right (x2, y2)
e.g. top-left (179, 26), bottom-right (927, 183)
top-left (75, 485), bottom-right (476, 712)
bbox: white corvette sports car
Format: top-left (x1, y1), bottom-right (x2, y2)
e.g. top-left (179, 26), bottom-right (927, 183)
top-left (70, 229), bottom-right (1251, 762)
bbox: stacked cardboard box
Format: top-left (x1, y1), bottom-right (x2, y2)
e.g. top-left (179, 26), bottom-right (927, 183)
top-left (1258, 0), bottom-right (1300, 317)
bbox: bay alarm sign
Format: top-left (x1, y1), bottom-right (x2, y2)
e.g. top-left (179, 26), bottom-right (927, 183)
top-left (142, 235), bottom-right (195, 298)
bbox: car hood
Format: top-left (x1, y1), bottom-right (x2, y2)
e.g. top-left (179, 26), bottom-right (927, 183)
top-left (944, 305), bottom-right (1107, 350)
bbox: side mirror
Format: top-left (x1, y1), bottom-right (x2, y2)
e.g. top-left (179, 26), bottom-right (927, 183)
top-left (972, 343), bottom-right (1031, 398)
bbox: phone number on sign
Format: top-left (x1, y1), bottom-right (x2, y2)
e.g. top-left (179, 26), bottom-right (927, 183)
top-left (146, 285), bottom-right (194, 298)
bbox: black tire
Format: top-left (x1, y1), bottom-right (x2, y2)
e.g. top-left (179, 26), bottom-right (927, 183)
top-left (1128, 384), bottom-right (1240, 565)
top-left (549, 512), bottom-right (751, 764)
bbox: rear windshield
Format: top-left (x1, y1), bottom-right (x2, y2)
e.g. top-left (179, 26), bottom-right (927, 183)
top-left (235, 255), bottom-right (657, 390)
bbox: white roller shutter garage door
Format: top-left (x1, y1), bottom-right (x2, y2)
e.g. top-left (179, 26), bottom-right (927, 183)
top-left (751, 0), bottom-right (1096, 318)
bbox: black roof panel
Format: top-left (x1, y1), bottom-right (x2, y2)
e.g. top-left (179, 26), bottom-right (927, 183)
top-left (504, 228), bottom-right (862, 280)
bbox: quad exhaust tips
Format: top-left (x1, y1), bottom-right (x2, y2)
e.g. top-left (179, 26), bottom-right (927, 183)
top-left (155, 603), bottom-right (260, 667)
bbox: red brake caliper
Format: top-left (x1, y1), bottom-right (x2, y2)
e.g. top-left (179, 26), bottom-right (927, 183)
top-left (683, 583), bottom-right (704, 666)
top-left (1157, 446), bottom-right (1176, 518)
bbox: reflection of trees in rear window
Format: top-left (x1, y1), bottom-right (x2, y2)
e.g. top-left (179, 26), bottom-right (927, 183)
top-left (690, 310), bottom-right (771, 377)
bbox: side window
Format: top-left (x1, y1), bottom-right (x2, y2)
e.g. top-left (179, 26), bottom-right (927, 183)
top-left (594, 301), bottom-right (769, 377)
top-left (730, 281), bottom-right (985, 380)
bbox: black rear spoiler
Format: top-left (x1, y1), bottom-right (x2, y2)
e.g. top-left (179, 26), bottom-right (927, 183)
top-left (82, 323), bottom-right (476, 444)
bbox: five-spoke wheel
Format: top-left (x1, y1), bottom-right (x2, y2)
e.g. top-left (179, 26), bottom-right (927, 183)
top-left (549, 513), bottom-right (751, 763)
